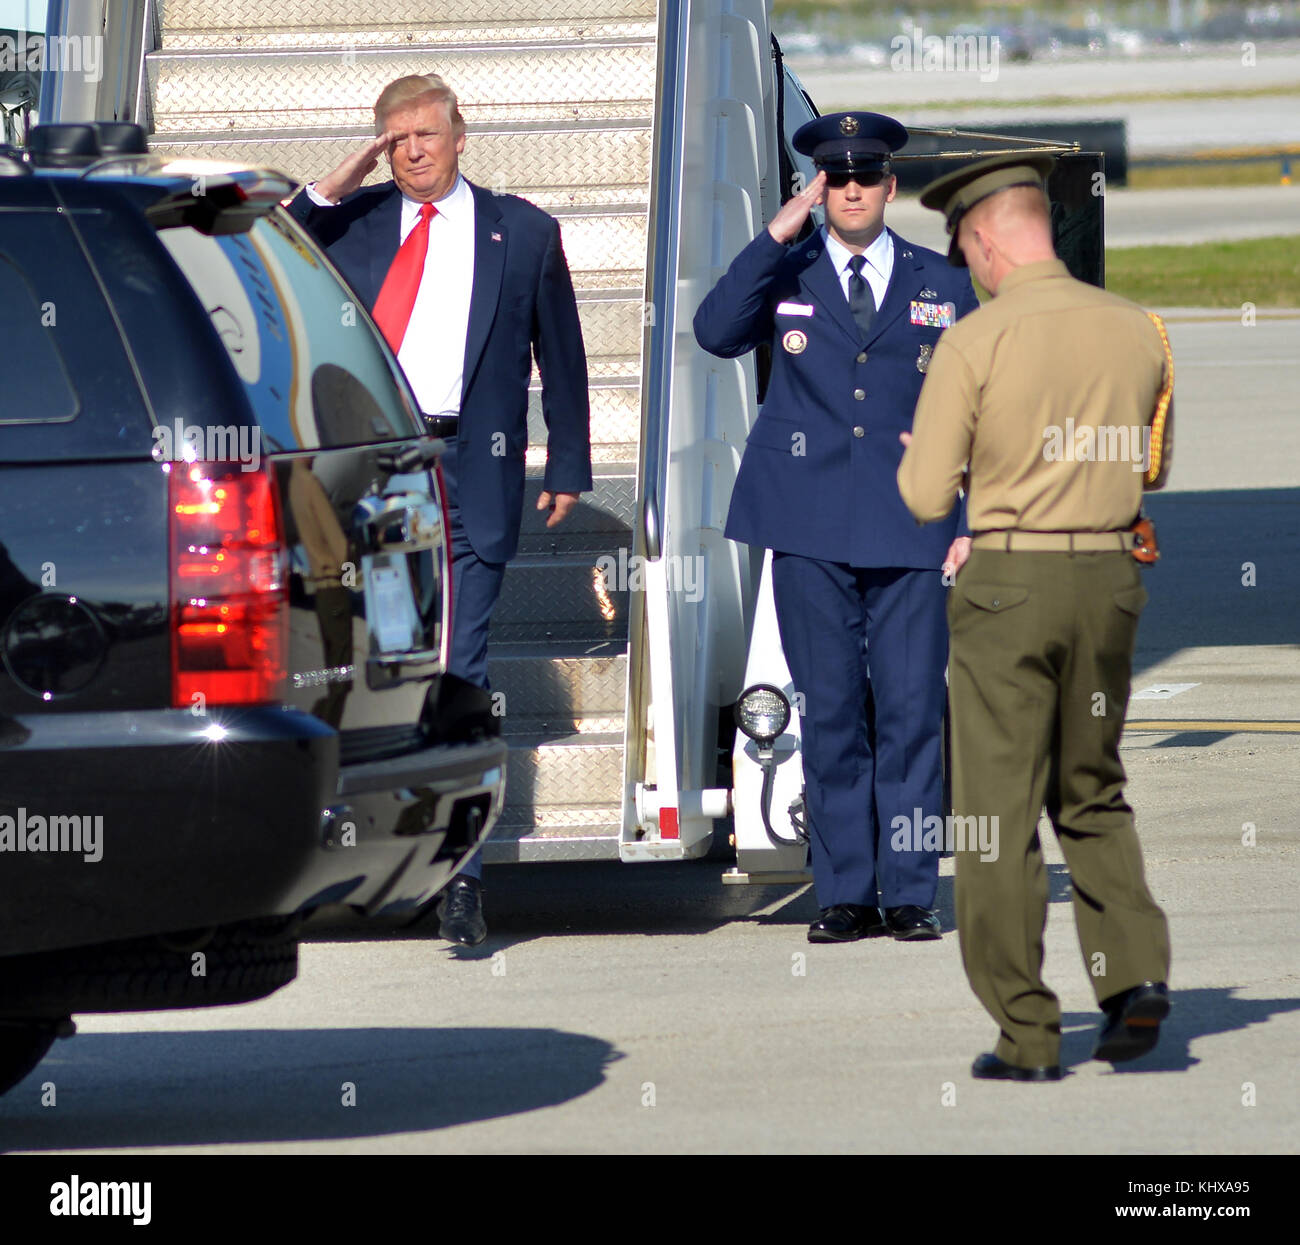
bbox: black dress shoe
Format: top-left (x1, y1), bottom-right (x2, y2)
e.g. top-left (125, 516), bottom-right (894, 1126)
top-left (884, 905), bottom-right (941, 941)
top-left (1093, 981), bottom-right (1170, 1062)
top-left (807, 904), bottom-right (887, 943)
top-left (437, 876), bottom-right (487, 946)
top-left (971, 1052), bottom-right (1063, 1082)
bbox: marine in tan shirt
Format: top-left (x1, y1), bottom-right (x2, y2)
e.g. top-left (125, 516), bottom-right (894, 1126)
top-left (897, 153), bottom-right (1174, 1083)
top-left (899, 254), bottom-right (1169, 534)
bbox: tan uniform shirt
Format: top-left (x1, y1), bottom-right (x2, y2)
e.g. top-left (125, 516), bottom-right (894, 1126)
top-left (898, 259), bottom-right (1169, 531)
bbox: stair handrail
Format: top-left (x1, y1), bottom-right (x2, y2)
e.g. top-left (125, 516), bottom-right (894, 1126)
top-left (637, 0), bottom-right (687, 567)
top-left (624, 0), bottom-right (689, 833)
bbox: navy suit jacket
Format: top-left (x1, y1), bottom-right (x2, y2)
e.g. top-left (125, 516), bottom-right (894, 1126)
top-left (694, 227), bottom-right (977, 568)
top-left (288, 178), bottom-right (592, 564)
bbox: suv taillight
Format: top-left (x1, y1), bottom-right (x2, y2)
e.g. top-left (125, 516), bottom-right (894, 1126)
top-left (169, 461), bottom-right (287, 708)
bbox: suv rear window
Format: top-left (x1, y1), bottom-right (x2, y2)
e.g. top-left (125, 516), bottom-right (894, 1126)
top-left (0, 254), bottom-right (78, 422)
top-left (158, 210), bottom-right (424, 451)
top-left (0, 197), bottom-right (153, 462)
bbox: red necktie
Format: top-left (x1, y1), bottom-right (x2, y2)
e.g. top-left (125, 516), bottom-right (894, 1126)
top-left (373, 201), bottom-right (437, 352)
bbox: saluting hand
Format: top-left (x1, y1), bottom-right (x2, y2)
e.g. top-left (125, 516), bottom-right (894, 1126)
top-left (314, 132), bottom-right (397, 204)
top-left (767, 171), bottom-right (827, 245)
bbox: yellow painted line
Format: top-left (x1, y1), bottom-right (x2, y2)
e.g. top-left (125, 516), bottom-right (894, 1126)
top-left (1159, 314), bottom-right (1300, 324)
top-left (1125, 720), bottom-right (1300, 734)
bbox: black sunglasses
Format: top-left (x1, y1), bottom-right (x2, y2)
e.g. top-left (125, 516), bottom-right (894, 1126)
top-left (822, 170), bottom-right (887, 189)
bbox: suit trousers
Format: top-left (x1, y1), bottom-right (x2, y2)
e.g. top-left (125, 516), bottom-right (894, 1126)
top-left (771, 553), bottom-right (948, 909)
top-left (438, 440), bottom-right (507, 882)
top-left (948, 549), bottom-right (1171, 1068)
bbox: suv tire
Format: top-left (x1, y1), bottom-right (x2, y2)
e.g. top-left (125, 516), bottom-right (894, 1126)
top-left (0, 922), bottom-right (299, 1017)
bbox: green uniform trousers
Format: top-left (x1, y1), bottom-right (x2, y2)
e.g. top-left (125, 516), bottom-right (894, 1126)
top-left (948, 548), bottom-right (1171, 1068)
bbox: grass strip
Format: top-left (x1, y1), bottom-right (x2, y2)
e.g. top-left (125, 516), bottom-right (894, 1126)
top-left (1105, 235), bottom-right (1300, 307)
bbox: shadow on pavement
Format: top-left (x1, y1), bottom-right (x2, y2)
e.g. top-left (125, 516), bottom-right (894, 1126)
top-left (1058, 985), bottom-right (1300, 1074)
top-left (309, 859), bottom-right (805, 951)
top-left (312, 858), bottom-right (1082, 951)
top-left (1137, 487), bottom-right (1300, 667)
top-left (0, 1026), bottom-right (619, 1152)
top-left (748, 862), bottom-right (1075, 936)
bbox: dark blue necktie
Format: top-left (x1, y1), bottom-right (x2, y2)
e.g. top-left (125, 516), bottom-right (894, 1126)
top-left (847, 254), bottom-right (876, 338)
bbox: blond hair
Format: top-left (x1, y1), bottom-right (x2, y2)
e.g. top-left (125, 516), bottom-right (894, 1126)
top-left (966, 183), bottom-right (1050, 233)
top-left (374, 74), bottom-right (465, 135)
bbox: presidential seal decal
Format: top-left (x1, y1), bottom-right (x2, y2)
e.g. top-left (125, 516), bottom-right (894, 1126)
top-left (783, 329), bottom-right (808, 354)
top-left (916, 344), bottom-right (933, 373)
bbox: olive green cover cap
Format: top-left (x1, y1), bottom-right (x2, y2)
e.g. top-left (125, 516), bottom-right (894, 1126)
top-left (918, 153), bottom-right (1057, 265)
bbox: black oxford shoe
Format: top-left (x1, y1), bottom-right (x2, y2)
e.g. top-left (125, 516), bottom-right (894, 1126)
top-left (437, 876), bottom-right (487, 947)
top-left (884, 905), bottom-right (942, 941)
top-left (807, 904), bottom-right (888, 943)
top-left (971, 1052), bottom-right (1063, 1082)
top-left (1093, 981), bottom-right (1170, 1062)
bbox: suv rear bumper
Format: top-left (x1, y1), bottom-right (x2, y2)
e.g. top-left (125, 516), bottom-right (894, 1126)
top-left (0, 708), bottom-right (505, 955)
top-left (309, 735), bottom-right (508, 920)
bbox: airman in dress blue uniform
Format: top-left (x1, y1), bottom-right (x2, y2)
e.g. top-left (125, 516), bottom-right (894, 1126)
top-left (694, 112), bottom-right (979, 943)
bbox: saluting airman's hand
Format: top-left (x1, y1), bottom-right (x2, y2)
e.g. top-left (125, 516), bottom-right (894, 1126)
top-left (314, 132), bottom-right (396, 204)
top-left (767, 171), bottom-right (827, 245)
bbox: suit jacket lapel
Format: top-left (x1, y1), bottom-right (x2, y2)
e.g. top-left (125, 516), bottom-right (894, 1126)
top-left (865, 230), bottom-right (924, 347)
top-left (463, 180), bottom-right (506, 394)
top-left (366, 184), bottom-right (404, 308)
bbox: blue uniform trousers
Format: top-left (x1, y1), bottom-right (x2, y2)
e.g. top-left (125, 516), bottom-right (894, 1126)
top-left (438, 440), bottom-right (507, 882)
top-left (771, 553), bottom-right (947, 909)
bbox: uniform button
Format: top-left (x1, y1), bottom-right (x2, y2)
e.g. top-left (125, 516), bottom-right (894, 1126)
top-left (853, 426), bottom-right (865, 438)
top-left (856, 352), bottom-right (867, 364)
top-left (853, 388), bottom-right (865, 400)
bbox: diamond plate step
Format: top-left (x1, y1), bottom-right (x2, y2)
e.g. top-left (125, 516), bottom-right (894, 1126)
top-left (517, 468), bottom-right (634, 552)
top-left (573, 292), bottom-right (644, 370)
top-left (549, 208), bottom-right (648, 290)
top-left (491, 554), bottom-right (631, 644)
top-left (487, 642), bottom-right (627, 735)
top-left (164, 24), bottom-right (654, 53)
top-left (526, 383), bottom-right (640, 457)
top-left (148, 121), bottom-right (652, 211)
top-left (480, 823), bottom-right (622, 862)
top-left (147, 43), bottom-right (656, 133)
top-left (161, 0), bottom-right (657, 47)
top-left (498, 731), bottom-right (624, 808)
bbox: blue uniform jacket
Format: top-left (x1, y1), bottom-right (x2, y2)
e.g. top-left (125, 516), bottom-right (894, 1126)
top-left (694, 227), bottom-right (977, 568)
top-left (288, 179), bottom-right (592, 564)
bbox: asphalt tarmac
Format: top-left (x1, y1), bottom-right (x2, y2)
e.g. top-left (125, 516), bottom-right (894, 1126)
top-left (887, 183), bottom-right (1300, 251)
top-left (3, 321), bottom-right (1296, 1157)
top-left (793, 49), bottom-right (1300, 154)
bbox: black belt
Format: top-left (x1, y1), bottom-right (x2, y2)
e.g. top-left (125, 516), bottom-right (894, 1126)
top-left (423, 414), bottom-right (459, 439)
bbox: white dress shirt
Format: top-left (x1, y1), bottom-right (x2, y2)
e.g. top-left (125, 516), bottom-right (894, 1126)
top-left (824, 225), bottom-right (894, 313)
top-left (307, 174), bottom-right (476, 417)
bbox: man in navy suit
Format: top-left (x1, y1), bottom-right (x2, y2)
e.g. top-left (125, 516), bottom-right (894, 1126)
top-left (694, 112), bottom-right (978, 943)
top-left (289, 74), bottom-right (592, 945)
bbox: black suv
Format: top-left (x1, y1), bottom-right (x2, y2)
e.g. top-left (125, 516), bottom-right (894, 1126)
top-left (0, 123), bottom-right (506, 1092)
